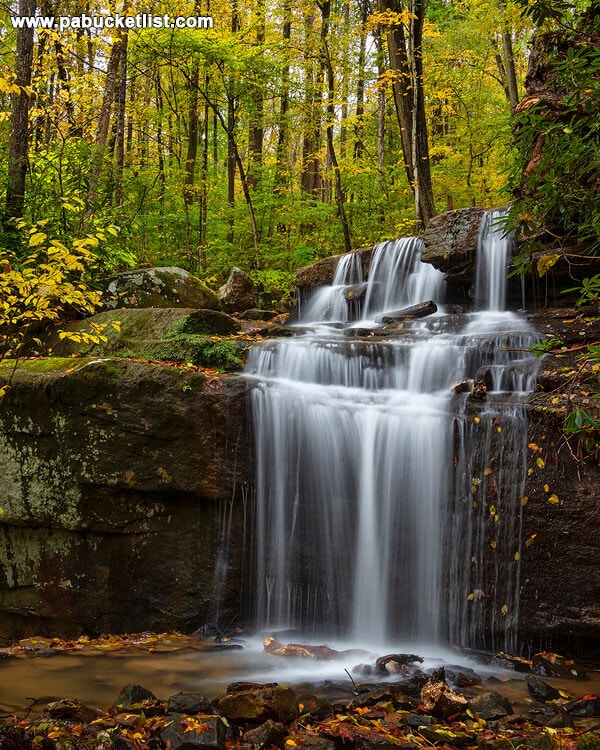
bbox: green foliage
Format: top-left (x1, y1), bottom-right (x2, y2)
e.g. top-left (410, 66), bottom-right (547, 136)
top-left (563, 274), bottom-right (600, 310)
top-left (506, 21), bottom-right (600, 267)
top-left (0, 223), bottom-right (112, 401)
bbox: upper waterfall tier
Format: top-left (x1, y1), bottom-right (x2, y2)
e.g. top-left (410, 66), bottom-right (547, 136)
top-left (300, 237), bottom-right (445, 325)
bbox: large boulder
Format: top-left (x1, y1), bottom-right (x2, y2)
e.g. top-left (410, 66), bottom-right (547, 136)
top-left (421, 207), bottom-right (487, 286)
top-left (0, 357), bottom-right (250, 638)
top-left (104, 267), bottom-right (219, 310)
top-left (218, 268), bottom-right (256, 314)
top-left (42, 308), bottom-right (247, 372)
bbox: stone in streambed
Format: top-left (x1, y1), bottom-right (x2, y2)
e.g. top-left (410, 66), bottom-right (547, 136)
top-left (212, 685), bottom-right (297, 723)
top-left (526, 675), bottom-right (561, 702)
top-left (468, 691), bottom-right (513, 720)
top-left (161, 714), bottom-right (226, 749)
top-left (167, 692), bottom-right (214, 715)
top-left (242, 719), bottom-right (287, 748)
top-left (114, 684), bottom-right (158, 708)
top-left (532, 652), bottom-right (587, 680)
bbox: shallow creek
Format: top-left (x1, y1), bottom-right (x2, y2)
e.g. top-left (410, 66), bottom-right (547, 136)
top-left (0, 636), bottom-right (598, 717)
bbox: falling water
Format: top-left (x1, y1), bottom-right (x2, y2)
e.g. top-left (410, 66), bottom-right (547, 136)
top-left (246, 216), bottom-right (538, 651)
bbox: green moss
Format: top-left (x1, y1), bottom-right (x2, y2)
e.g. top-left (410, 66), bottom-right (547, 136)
top-left (578, 733), bottom-right (600, 750)
top-left (1, 357), bottom-right (82, 373)
top-left (141, 336), bottom-right (247, 372)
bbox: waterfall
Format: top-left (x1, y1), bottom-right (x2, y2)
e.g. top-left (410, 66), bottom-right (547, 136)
top-left (246, 215), bottom-right (538, 651)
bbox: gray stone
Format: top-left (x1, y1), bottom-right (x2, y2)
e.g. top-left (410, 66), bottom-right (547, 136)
top-left (0, 358), bottom-right (249, 638)
top-left (421, 207), bottom-right (487, 285)
top-left (242, 719), bottom-right (287, 748)
top-left (161, 714), bottom-right (226, 749)
top-left (218, 268), bottom-right (256, 314)
top-left (115, 684), bottom-right (158, 707)
top-left (168, 693), bottom-right (214, 715)
top-left (468, 691), bottom-right (513, 720)
top-left (104, 267), bottom-right (219, 310)
top-left (213, 686), bottom-right (297, 723)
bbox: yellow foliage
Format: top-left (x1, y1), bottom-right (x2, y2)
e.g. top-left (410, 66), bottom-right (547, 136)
top-left (0, 224), bottom-right (108, 402)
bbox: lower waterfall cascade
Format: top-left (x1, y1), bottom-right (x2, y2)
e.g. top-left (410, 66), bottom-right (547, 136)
top-left (245, 210), bottom-right (539, 653)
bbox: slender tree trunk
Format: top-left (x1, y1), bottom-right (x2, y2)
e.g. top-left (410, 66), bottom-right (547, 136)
top-left (300, 12), bottom-right (323, 197)
top-left (376, 25), bottom-right (386, 180)
top-left (114, 31), bottom-right (128, 208)
top-left (353, 0), bottom-right (370, 160)
top-left (248, 0), bottom-right (265, 190)
top-left (4, 0), bottom-right (36, 235)
top-left (155, 72), bottom-right (166, 208)
top-left (184, 64), bottom-right (199, 266)
top-left (501, 29), bottom-right (519, 111)
top-left (323, 32), bottom-right (352, 252)
top-left (274, 0), bottom-right (291, 190)
top-left (385, 0), bottom-right (435, 227)
top-left (226, 0), bottom-right (238, 243)
top-left (339, 0), bottom-right (350, 160)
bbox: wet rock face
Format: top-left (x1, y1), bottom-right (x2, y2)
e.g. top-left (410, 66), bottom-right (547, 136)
top-left (295, 247), bottom-right (374, 291)
top-left (0, 358), bottom-right (251, 638)
top-left (519, 308), bottom-right (600, 663)
top-left (104, 267), bottom-right (220, 310)
top-left (421, 207), bottom-right (487, 286)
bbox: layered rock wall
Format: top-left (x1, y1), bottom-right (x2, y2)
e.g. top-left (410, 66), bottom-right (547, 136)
top-left (0, 358), bottom-right (251, 638)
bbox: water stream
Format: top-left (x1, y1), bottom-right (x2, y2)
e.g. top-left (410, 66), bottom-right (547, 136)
top-left (246, 211), bottom-right (539, 653)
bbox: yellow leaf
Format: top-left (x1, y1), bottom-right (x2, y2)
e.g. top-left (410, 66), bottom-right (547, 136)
top-left (528, 442), bottom-right (540, 451)
top-left (537, 253), bottom-right (560, 277)
top-left (548, 494), bottom-right (560, 504)
top-left (484, 467), bottom-right (493, 476)
top-left (514, 551), bottom-right (520, 561)
top-left (522, 496), bottom-right (528, 506)
top-left (536, 457), bottom-right (545, 469)
top-left (29, 232), bottom-right (47, 247)
top-left (474, 416), bottom-right (480, 423)
top-left (501, 604), bottom-right (508, 616)
top-left (543, 484), bottom-right (549, 492)
top-left (467, 593), bottom-right (475, 601)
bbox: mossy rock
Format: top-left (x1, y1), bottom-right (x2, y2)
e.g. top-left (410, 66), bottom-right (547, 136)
top-left (37, 309), bottom-right (246, 372)
top-left (103, 267), bottom-right (219, 310)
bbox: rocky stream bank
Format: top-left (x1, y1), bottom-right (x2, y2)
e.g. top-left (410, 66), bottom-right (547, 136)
top-left (0, 633), bottom-right (599, 750)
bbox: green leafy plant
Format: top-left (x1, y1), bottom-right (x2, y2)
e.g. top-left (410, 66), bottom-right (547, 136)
top-left (563, 274), bottom-right (600, 310)
top-left (0, 221), bottom-right (119, 402)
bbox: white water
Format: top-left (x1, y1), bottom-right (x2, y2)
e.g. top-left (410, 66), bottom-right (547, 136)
top-left (246, 217), bottom-right (538, 653)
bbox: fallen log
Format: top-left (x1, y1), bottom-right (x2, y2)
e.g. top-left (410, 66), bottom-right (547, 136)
top-left (375, 653), bottom-right (424, 673)
top-left (263, 636), bottom-right (363, 661)
top-left (380, 300), bottom-right (437, 323)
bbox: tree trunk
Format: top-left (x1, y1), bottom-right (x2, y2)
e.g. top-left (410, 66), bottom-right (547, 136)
top-left (501, 29), bottom-right (519, 111)
top-left (353, 0), bottom-right (370, 160)
top-left (4, 0), bottom-right (36, 236)
top-left (385, 0), bottom-right (435, 228)
top-left (114, 31), bottom-right (128, 208)
top-left (300, 12), bottom-right (323, 197)
top-left (247, 0), bottom-right (265, 190)
top-left (273, 0), bottom-right (291, 191)
top-left (227, 0), bottom-right (238, 243)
